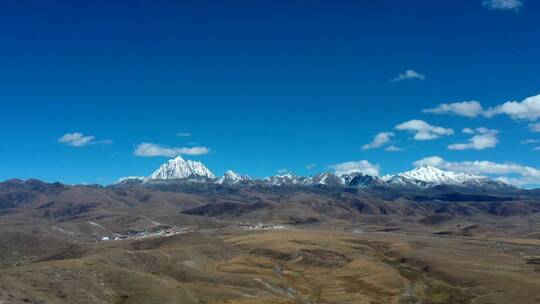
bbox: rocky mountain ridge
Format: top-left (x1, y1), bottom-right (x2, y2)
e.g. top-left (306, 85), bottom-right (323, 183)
top-left (123, 157), bottom-right (517, 191)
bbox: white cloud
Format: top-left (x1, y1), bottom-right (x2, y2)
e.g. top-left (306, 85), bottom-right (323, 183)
top-left (413, 156), bottom-right (540, 186)
top-left (58, 132), bottom-right (112, 147)
top-left (177, 132), bottom-right (192, 137)
top-left (534, 146), bottom-right (540, 151)
top-left (422, 94), bottom-right (540, 123)
top-left (448, 127), bottom-right (499, 150)
top-left (362, 132), bottom-right (394, 150)
top-left (306, 163), bottom-right (316, 170)
top-left (134, 143), bottom-right (210, 157)
top-left (482, 0), bottom-right (523, 11)
top-left (385, 145), bottom-right (404, 152)
top-left (423, 101), bottom-right (484, 118)
top-left (58, 133), bottom-right (94, 147)
top-left (462, 128), bottom-right (475, 134)
top-left (521, 139), bottom-right (539, 144)
top-left (412, 156), bottom-right (444, 168)
top-left (330, 160), bottom-right (380, 176)
top-left (485, 94), bottom-right (540, 121)
top-left (277, 169), bottom-right (290, 174)
top-left (391, 69), bottom-right (426, 82)
top-left (395, 119), bottom-right (454, 140)
top-left (530, 122), bottom-right (540, 132)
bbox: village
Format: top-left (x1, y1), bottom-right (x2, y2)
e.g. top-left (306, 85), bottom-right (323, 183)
top-left (100, 225), bottom-right (192, 241)
top-left (237, 223), bottom-right (289, 231)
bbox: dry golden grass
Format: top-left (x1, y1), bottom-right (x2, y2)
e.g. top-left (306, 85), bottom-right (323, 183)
top-left (0, 228), bottom-right (539, 303)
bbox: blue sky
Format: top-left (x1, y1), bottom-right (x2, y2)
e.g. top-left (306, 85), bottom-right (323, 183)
top-left (0, 0), bottom-right (539, 186)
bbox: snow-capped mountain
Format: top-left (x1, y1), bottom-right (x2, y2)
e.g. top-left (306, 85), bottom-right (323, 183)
top-left (258, 166), bottom-right (511, 190)
top-left (218, 170), bottom-right (251, 185)
top-left (148, 156), bottom-right (215, 180)
top-left (342, 172), bottom-right (383, 188)
top-left (115, 176), bottom-right (145, 187)
top-left (309, 172), bottom-right (345, 187)
top-left (385, 166), bottom-right (499, 188)
top-left (116, 157), bottom-right (514, 191)
top-left (263, 174), bottom-right (310, 186)
top-left (117, 176), bottom-right (146, 183)
top-left (262, 172), bottom-right (348, 187)
top-left (262, 172), bottom-right (360, 187)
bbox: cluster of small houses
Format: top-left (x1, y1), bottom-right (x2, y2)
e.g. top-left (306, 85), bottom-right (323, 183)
top-left (100, 226), bottom-right (191, 241)
top-left (99, 223), bottom-right (291, 241)
top-left (237, 223), bottom-right (289, 231)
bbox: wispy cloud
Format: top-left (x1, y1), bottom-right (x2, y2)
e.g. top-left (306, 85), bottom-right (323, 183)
top-left (58, 132), bottom-right (113, 147)
top-left (462, 128), bottom-right (475, 134)
top-left (520, 137), bottom-right (540, 150)
top-left (423, 101), bottom-right (484, 118)
top-left (529, 122), bottom-right (540, 132)
top-left (413, 156), bottom-right (540, 186)
top-left (177, 132), bottom-right (192, 137)
top-left (482, 0), bottom-right (523, 11)
top-left (277, 169), bottom-right (290, 175)
top-left (330, 160), bottom-right (380, 176)
top-left (58, 133), bottom-right (94, 147)
top-left (362, 132), bottom-right (394, 150)
top-left (134, 143), bottom-right (210, 157)
top-left (306, 163), bottom-right (316, 170)
top-left (384, 145), bottom-right (404, 152)
top-left (395, 119), bottom-right (454, 140)
top-left (391, 69), bottom-right (425, 82)
top-left (448, 127), bottom-right (499, 150)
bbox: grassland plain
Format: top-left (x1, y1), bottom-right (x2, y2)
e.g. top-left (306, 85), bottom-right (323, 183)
top-left (1, 180), bottom-right (539, 303)
top-left (1, 227), bottom-right (539, 304)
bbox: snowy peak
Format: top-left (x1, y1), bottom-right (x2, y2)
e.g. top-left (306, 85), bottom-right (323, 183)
top-left (310, 172), bottom-right (344, 187)
top-left (263, 174), bottom-right (310, 186)
top-left (263, 172), bottom-right (348, 187)
top-left (218, 170), bottom-right (251, 185)
top-left (118, 158), bottom-right (512, 191)
top-left (390, 166), bottom-right (488, 187)
top-left (148, 156), bottom-right (215, 180)
top-left (342, 172), bottom-right (383, 188)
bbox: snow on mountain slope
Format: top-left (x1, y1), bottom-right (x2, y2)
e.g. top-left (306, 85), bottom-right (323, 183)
top-left (120, 156), bottom-right (513, 190)
top-left (310, 172), bottom-right (345, 187)
top-left (148, 156), bottom-right (215, 180)
top-left (387, 166), bottom-right (490, 187)
top-left (263, 174), bottom-right (311, 186)
top-left (224, 166), bottom-right (508, 189)
top-left (218, 170), bottom-right (251, 184)
top-left (263, 172), bottom-right (347, 187)
top-left (262, 172), bottom-right (355, 187)
top-left (342, 172), bottom-right (383, 187)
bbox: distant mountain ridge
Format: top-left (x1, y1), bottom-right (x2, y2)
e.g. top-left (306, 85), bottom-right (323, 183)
top-left (387, 166), bottom-right (488, 185)
top-left (120, 157), bottom-right (517, 191)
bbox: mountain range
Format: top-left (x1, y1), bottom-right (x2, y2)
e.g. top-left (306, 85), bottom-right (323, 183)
top-left (1, 156), bottom-right (539, 304)
top-left (118, 156), bottom-right (516, 192)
